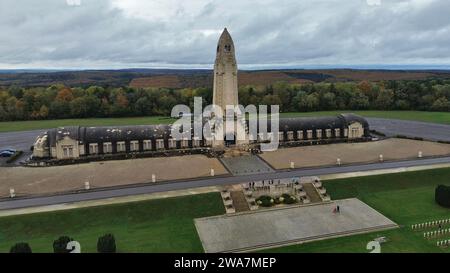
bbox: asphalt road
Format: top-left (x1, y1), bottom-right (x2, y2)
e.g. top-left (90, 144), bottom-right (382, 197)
top-left (0, 129), bottom-right (44, 151)
top-left (368, 118), bottom-right (450, 142)
top-left (1, 156), bottom-right (450, 210)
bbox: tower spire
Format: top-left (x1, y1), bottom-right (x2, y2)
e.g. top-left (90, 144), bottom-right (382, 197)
top-left (213, 28), bottom-right (238, 113)
top-left (211, 28), bottom-right (248, 148)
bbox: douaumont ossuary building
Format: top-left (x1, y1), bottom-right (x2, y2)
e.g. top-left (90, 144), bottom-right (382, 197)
top-left (32, 28), bottom-right (369, 162)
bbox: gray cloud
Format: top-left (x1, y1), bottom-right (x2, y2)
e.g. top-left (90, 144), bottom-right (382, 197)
top-left (1, 0), bottom-right (450, 69)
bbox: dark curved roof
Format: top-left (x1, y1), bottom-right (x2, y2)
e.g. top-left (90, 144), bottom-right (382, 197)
top-left (277, 116), bottom-right (346, 131)
top-left (46, 124), bottom-right (173, 146)
top-left (339, 113), bottom-right (369, 128)
top-left (44, 113), bottom-right (369, 147)
top-left (263, 114), bottom-right (369, 132)
top-left (84, 125), bottom-right (172, 143)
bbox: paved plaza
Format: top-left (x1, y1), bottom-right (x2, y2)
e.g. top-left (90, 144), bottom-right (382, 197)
top-left (0, 155), bottom-right (227, 197)
top-left (261, 138), bottom-right (450, 169)
top-left (220, 155), bottom-right (274, 175)
top-left (195, 198), bottom-right (397, 253)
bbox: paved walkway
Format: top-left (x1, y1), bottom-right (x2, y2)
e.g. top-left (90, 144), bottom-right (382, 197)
top-left (220, 155), bottom-right (274, 175)
top-left (303, 183), bottom-right (322, 203)
top-left (195, 198), bottom-right (397, 253)
top-left (230, 191), bottom-right (250, 213)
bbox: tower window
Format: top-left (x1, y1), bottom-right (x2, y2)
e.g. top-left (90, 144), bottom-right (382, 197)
top-left (224, 44), bottom-right (231, 52)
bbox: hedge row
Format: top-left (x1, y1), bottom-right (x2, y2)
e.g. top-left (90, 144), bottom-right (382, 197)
top-left (9, 234), bottom-right (116, 253)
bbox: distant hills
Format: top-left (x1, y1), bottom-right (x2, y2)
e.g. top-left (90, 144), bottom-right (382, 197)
top-left (1, 68), bottom-right (450, 88)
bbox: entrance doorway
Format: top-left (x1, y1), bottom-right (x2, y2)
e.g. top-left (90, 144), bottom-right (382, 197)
top-left (224, 133), bottom-right (236, 147)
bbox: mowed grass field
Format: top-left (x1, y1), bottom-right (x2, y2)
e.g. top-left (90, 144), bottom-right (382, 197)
top-left (0, 193), bottom-right (224, 253)
top-left (262, 168), bottom-right (450, 253)
top-left (281, 110), bottom-right (450, 124)
top-left (1, 111), bottom-right (450, 133)
top-left (0, 116), bottom-right (176, 133)
top-left (1, 168), bottom-right (450, 253)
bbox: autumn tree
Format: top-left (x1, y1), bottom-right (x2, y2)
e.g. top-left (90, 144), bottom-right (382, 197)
top-left (56, 88), bottom-right (74, 102)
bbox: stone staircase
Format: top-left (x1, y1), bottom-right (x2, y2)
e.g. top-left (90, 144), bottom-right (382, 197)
top-left (302, 183), bottom-right (322, 203)
top-left (230, 191), bottom-right (250, 213)
top-left (223, 147), bottom-right (250, 158)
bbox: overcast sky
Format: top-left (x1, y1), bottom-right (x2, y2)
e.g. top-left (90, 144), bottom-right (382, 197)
top-left (1, 0), bottom-right (450, 69)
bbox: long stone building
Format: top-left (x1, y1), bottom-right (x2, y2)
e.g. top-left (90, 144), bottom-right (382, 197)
top-left (32, 28), bottom-right (370, 161)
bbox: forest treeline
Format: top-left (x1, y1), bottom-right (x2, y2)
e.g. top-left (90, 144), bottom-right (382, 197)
top-left (1, 79), bottom-right (450, 121)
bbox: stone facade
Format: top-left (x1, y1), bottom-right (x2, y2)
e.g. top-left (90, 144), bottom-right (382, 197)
top-left (213, 28), bottom-right (239, 113)
top-left (212, 28), bottom-right (248, 148)
top-left (32, 113), bottom-right (370, 160)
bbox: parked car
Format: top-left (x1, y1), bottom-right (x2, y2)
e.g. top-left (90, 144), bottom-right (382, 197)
top-left (0, 148), bottom-right (16, 153)
top-left (0, 150), bottom-right (15, 157)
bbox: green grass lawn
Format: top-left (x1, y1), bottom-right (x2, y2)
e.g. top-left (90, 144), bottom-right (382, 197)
top-left (0, 116), bottom-right (176, 133)
top-left (1, 111), bottom-right (449, 133)
top-left (0, 193), bottom-right (224, 253)
top-left (262, 168), bottom-right (450, 253)
top-left (280, 110), bottom-right (450, 125)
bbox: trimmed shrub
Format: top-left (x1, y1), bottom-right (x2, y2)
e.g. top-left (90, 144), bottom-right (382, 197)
top-left (53, 236), bottom-right (74, 253)
top-left (273, 197), bottom-right (282, 205)
top-left (97, 234), bottom-right (116, 253)
top-left (435, 185), bottom-right (450, 208)
top-left (281, 193), bottom-right (297, 204)
top-left (285, 196), bottom-right (297, 204)
top-left (10, 242), bottom-right (32, 253)
top-left (256, 195), bottom-right (274, 207)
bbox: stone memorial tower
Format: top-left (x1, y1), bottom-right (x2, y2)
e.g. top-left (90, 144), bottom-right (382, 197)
top-left (213, 28), bottom-right (239, 112)
top-left (212, 28), bottom-right (248, 148)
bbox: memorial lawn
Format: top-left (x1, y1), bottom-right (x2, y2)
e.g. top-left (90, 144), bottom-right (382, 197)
top-left (1, 110), bottom-right (449, 133)
top-left (263, 168), bottom-right (450, 253)
top-left (0, 168), bottom-right (449, 253)
top-left (0, 193), bottom-right (224, 253)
